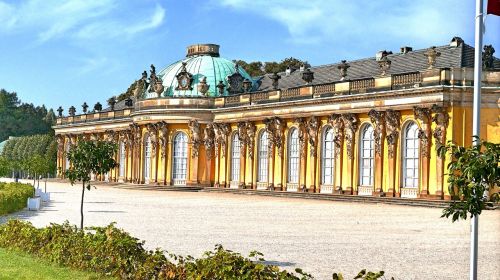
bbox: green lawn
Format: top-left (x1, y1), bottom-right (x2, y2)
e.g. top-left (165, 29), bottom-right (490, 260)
top-left (0, 248), bottom-right (114, 280)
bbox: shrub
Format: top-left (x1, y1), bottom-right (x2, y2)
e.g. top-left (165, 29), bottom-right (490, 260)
top-left (0, 220), bottom-right (310, 279)
top-left (0, 182), bottom-right (34, 215)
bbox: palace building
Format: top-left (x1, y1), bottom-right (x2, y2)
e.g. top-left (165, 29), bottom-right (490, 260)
top-left (53, 37), bottom-right (500, 199)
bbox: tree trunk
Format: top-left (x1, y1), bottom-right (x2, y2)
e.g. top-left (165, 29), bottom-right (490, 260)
top-left (80, 181), bottom-right (85, 230)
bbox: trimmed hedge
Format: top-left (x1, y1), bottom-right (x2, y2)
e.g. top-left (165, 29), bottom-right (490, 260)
top-left (0, 182), bottom-right (34, 215)
top-left (0, 220), bottom-right (312, 280)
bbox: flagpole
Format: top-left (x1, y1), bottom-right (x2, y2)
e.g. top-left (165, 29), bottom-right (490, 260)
top-left (471, 0), bottom-right (483, 279)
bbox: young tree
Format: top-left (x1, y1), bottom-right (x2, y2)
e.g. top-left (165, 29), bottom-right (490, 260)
top-left (65, 140), bottom-right (118, 229)
top-left (440, 139), bottom-right (500, 221)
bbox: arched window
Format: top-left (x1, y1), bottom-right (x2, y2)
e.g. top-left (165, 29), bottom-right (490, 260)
top-left (231, 134), bottom-right (241, 183)
top-left (119, 141), bottom-right (126, 177)
top-left (287, 128), bottom-right (299, 184)
top-left (321, 127), bottom-right (335, 185)
top-left (402, 122), bottom-right (419, 188)
top-left (172, 132), bottom-right (188, 185)
top-left (257, 131), bottom-right (269, 183)
top-left (143, 135), bottom-right (152, 182)
top-left (359, 124), bottom-right (375, 187)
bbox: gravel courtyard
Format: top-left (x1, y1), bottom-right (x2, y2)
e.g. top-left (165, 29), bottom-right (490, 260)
top-left (2, 180), bottom-right (499, 280)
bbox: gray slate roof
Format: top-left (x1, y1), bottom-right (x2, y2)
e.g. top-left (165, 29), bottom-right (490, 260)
top-left (257, 43), bottom-right (500, 91)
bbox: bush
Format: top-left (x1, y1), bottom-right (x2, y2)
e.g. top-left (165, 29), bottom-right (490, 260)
top-left (0, 220), bottom-right (310, 279)
top-left (0, 182), bottom-right (34, 215)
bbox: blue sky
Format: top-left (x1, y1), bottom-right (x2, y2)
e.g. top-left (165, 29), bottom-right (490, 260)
top-left (0, 0), bottom-right (498, 112)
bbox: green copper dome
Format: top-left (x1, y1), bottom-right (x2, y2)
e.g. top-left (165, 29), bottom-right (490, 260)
top-left (144, 44), bottom-right (257, 98)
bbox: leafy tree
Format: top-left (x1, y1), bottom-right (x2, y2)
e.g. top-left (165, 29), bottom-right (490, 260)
top-left (0, 156), bottom-right (9, 177)
top-left (440, 139), bottom-right (500, 222)
top-left (235, 57), bottom-right (311, 77)
top-left (65, 140), bottom-right (118, 229)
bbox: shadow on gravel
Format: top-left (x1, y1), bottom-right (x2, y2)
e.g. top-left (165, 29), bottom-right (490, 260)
top-left (85, 201), bottom-right (114, 204)
top-left (0, 199), bottom-right (55, 224)
top-left (87, 210), bottom-right (126, 213)
top-left (262, 260), bottom-right (296, 266)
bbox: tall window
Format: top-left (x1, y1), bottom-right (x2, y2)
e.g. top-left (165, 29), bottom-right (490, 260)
top-left (321, 127), bottom-right (335, 185)
top-left (144, 135), bottom-right (152, 181)
top-left (231, 134), bottom-right (241, 182)
top-left (257, 131), bottom-right (269, 182)
top-left (287, 128), bottom-right (299, 183)
top-left (359, 124), bottom-right (375, 186)
top-left (403, 122), bottom-right (419, 188)
top-left (172, 132), bottom-right (188, 181)
top-left (65, 143), bottom-right (70, 170)
top-left (119, 141), bottom-right (126, 177)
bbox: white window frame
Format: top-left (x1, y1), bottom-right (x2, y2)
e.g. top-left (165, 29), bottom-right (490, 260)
top-left (143, 135), bottom-right (152, 182)
top-left (287, 128), bottom-right (300, 184)
top-left (321, 126), bottom-right (335, 185)
top-left (231, 134), bottom-right (241, 182)
top-left (359, 124), bottom-right (375, 187)
top-left (119, 141), bottom-right (126, 177)
top-left (257, 131), bottom-right (269, 183)
top-left (402, 122), bottom-right (420, 188)
top-left (172, 132), bottom-right (188, 184)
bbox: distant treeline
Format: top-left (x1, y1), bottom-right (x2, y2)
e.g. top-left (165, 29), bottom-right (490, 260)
top-left (0, 89), bottom-right (56, 142)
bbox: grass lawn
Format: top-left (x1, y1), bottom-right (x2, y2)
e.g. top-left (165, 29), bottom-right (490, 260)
top-left (0, 248), bottom-right (114, 280)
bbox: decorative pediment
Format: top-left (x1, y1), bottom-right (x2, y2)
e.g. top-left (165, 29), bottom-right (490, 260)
top-left (175, 62), bottom-right (194, 90)
top-left (226, 64), bottom-right (244, 94)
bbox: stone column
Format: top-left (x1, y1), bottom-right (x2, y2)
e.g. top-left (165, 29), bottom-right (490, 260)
top-left (330, 114), bottom-right (344, 194)
top-left (385, 110), bottom-right (401, 197)
top-left (369, 110), bottom-right (386, 196)
top-left (294, 118), bottom-right (307, 192)
top-left (188, 120), bottom-right (201, 186)
top-left (306, 116), bottom-right (319, 192)
top-left (431, 105), bottom-right (449, 199)
top-left (414, 106), bottom-right (432, 197)
top-left (342, 113), bottom-right (359, 194)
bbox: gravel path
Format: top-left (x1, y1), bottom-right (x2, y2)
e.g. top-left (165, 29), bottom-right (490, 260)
top-left (1, 179), bottom-right (499, 280)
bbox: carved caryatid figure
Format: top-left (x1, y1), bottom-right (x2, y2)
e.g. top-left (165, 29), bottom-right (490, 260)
top-left (104, 130), bottom-right (115, 143)
top-left (329, 114), bottom-right (344, 159)
top-left (413, 106), bottom-right (432, 158)
top-left (368, 110), bottom-right (385, 156)
top-left (188, 120), bottom-right (201, 158)
top-left (423, 46), bottom-right (441, 69)
top-left (293, 118), bottom-right (307, 156)
top-left (56, 135), bottom-right (64, 158)
top-left (157, 121), bottom-right (168, 158)
top-left (341, 113), bottom-right (359, 159)
top-left (306, 116), bottom-right (319, 157)
top-left (431, 105), bottom-right (449, 155)
top-left (338, 60), bottom-right (350, 80)
top-left (264, 117), bottom-right (285, 157)
top-left (385, 109), bottom-right (401, 158)
top-left (245, 122), bottom-right (256, 158)
top-left (203, 123), bottom-right (215, 160)
top-left (146, 123), bottom-right (158, 157)
top-left (213, 123), bottom-right (229, 158)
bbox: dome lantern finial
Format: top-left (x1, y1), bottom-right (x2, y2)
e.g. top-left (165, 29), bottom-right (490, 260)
top-left (186, 44), bottom-right (220, 57)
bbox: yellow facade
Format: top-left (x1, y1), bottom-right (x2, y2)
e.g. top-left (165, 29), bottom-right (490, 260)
top-left (54, 43), bottom-right (500, 201)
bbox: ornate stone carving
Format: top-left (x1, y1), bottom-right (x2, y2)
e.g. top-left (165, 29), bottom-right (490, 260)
top-left (329, 114), bottom-right (344, 159)
top-left (242, 79), bottom-right (252, 93)
top-left (56, 135), bottom-right (64, 158)
top-left (293, 118), bottom-right (307, 156)
top-left (368, 110), bottom-right (385, 156)
top-left (57, 106), bottom-right (63, 117)
top-left (265, 117), bottom-right (285, 157)
top-left (378, 56), bottom-right (391, 76)
top-left (68, 106), bottom-right (76, 116)
top-left (338, 60), bottom-right (350, 80)
top-left (176, 62), bottom-right (194, 90)
top-left (104, 130), bottom-right (115, 142)
top-left (203, 123), bottom-right (215, 160)
top-left (414, 106), bottom-right (432, 158)
top-left (306, 116), bottom-right (320, 157)
top-left (431, 105), bottom-right (449, 156)
top-left (483, 45), bottom-right (495, 69)
top-left (197, 77), bottom-right (210, 96)
top-left (423, 46), bottom-right (441, 69)
top-left (131, 71), bottom-right (148, 98)
top-left (385, 109), bottom-right (401, 158)
top-left (245, 122), bottom-right (256, 158)
top-left (146, 123), bottom-right (158, 158)
top-left (216, 81), bottom-right (225, 96)
top-left (302, 68), bottom-right (314, 84)
top-left (227, 64), bottom-right (244, 94)
top-left (157, 121), bottom-right (168, 158)
top-left (213, 123), bottom-right (229, 157)
top-left (269, 72), bottom-right (281, 90)
top-left (148, 64), bottom-right (164, 97)
top-left (82, 102), bottom-right (88, 114)
top-left (94, 102), bottom-right (102, 112)
top-left (188, 120), bottom-right (201, 158)
top-left (341, 113), bottom-right (359, 159)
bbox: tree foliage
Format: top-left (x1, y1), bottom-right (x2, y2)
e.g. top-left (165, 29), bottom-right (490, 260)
top-left (0, 89), bottom-right (55, 142)
top-left (1, 134), bottom-right (56, 178)
top-left (234, 57), bottom-right (311, 77)
top-left (440, 139), bottom-right (500, 222)
top-left (64, 140), bottom-right (118, 229)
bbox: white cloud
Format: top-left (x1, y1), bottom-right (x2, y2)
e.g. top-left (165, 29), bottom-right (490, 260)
top-left (217, 0), bottom-right (470, 47)
top-left (0, 0), bottom-right (166, 42)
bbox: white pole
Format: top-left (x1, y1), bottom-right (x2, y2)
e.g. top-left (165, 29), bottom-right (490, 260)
top-left (471, 0), bottom-right (483, 280)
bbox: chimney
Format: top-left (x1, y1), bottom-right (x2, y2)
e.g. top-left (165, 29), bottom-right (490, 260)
top-left (299, 64), bottom-right (305, 72)
top-left (376, 50), bottom-right (392, 61)
top-left (450, 37), bottom-right (464, 47)
top-left (400, 46), bottom-right (412, 54)
top-left (285, 66), bottom-right (292, 76)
